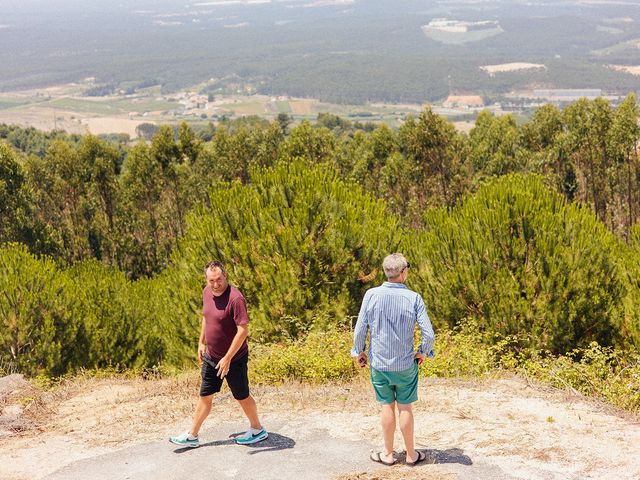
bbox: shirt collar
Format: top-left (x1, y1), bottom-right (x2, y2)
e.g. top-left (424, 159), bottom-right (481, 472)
top-left (382, 281), bottom-right (407, 289)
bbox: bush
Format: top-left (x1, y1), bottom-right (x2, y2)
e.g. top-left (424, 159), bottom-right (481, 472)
top-left (0, 244), bottom-right (78, 375)
top-left (519, 343), bottom-right (640, 413)
top-left (3, 164), bottom-right (640, 383)
top-left (248, 323), bottom-right (506, 384)
top-left (248, 321), bottom-right (514, 384)
top-left (62, 261), bottom-right (144, 369)
top-left (163, 159), bottom-right (398, 342)
top-left (0, 244), bottom-right (174, 374)
top-left (405, 174), bottom-right (636, 354)
top-left (250, 329), bottom-right (357, 383)
top-left (420, 321), bottom-right (507, 378)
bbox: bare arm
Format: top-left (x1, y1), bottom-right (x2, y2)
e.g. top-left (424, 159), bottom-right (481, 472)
top-left (197, 316), bottom-right (206, 363)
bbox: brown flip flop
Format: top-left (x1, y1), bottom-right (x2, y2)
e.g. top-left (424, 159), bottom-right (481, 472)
top-left (406, 450), bottom-right (427, 466)
top-left (370, 451), bottom-right (397, 466)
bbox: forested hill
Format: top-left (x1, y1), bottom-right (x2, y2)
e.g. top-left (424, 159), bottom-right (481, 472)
top-left (1, 98), bottom-right (639, 412)
top-left (2, 0), bottom-right (640, 102)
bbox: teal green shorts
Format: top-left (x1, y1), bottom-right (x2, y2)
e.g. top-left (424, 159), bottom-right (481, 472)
top-left (370, 363), bottom-right (419, 405)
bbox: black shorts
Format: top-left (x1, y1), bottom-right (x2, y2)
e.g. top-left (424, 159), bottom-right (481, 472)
top-left (200, 353), bottom-right (250, 400)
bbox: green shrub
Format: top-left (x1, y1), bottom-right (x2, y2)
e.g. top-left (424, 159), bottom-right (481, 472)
top-left (406, 174), bottom-right (634, 354)
top-left (0, 244), bottom-right (175, 374)
top-left (62, 261), bottom-right (144, 369)
top-left (249, 323), bottom-right (506, 384)
top-left (163, 159), bottom-right (398, 342)
top-left (619, 227), bottom-right (640, 347)
top-left (519, 343), bottom-right (640, 413)
top-left (250, 329), bottom-right (357, 383)
top-left (3, 163), bottom-right (640, 384)
top-left (0, 244), bottom-right (78, 375)
top-left (131, 272), bottom-right (197, 368)
top-left (420, 321), bottom-right (506, 378)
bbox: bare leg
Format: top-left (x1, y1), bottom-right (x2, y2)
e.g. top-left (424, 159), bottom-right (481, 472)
top-left (398, 403), bottom-right (416, 462)
top-left (237, 395), bottom-right (262, 429)
top-left (189, 394), bottom-right (213, 436)
top-left (380, 402), bottom-right (396, 462)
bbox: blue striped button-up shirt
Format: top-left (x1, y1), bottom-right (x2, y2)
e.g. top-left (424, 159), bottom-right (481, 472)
top-left (351, 282), bottom-right (435, 372)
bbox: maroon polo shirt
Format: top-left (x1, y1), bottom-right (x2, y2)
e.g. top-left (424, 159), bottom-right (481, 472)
top-left (202, 284), bottom-right (249, 361)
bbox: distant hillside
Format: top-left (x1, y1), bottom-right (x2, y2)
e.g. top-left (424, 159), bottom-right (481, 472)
top-left (1, 0), bottom-right (640, 102)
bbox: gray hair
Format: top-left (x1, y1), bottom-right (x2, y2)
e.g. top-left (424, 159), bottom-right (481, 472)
top-left (203, 260), bottom-right (226, 274)
top-left (382, 253), bottom-right (409, 279)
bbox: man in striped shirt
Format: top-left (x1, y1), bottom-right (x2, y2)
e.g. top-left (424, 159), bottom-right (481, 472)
top-left (352, 253), bottom-right (435, 466)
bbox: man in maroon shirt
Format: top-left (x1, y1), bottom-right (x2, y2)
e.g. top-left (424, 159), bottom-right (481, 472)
top-left (170, 261), bottom-right (267, 447)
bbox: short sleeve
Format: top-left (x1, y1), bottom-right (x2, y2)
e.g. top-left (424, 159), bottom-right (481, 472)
top-left (232, 296), bottom-right (249, 325)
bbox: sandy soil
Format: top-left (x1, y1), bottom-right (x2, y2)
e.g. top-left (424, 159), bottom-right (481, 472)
top-left (452, 121), bottom-right (476, 134)
top-left (0, 109), bottom-right (147, 137)
top-left (369, 102), bottom-right (423, 112)
top-left (480, 63), bottom-right (546, 74)
top-left (80, 117), bottom-right (150, 137)
top-left (2, 83), bottom-right (89, 98)
top-left (289, 100), bottom-right (315, 115)
top-left (0, 108), bottom-right (88, 134)
top-left (609, 65), bottom-right (640, 76)
top-left (1, 374), bottom-right (639, 480)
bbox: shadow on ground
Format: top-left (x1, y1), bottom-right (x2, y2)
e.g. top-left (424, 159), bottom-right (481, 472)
top-left (399, 448), bottom-right (472, 466)
top-left (173, 432), bottom-right (295, 455)
top-left (229, 431), bottom-right (296, 454)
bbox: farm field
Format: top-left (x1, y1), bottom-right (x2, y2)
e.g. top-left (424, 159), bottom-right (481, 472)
top-left (0, 82), bottom-right (493, 137)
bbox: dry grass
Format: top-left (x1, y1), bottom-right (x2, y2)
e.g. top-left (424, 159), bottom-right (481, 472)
top-left (0, 375), bottom-right (34, 434)
top-left (0, 108), bottom-right (87, 134)
top-left (289, 100), bottom-right (315, 115)
top-left (452, 407), bottom-right (478, 420)
top-left (4, 370), bottom-right (378, 446)
top-left (336, 467), bottom-right (456, 480)
top-left (81, 117), bottom-right (147, 136)
top-left (3, 373), bottom-right (640, 480)
top-left (11, 371), bottom-right (595, 445)
top-left (5, 371), bottom-right (201, 442)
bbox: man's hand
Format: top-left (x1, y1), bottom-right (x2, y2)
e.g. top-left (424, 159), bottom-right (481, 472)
top-left (216, 356), bottom-right (231, 378)
top-left (415, 352), bottom-right (426, 365)
top-left (354, 352), bottom-right (367, 368)
top-left (197, 343), bottom-right (206, 363)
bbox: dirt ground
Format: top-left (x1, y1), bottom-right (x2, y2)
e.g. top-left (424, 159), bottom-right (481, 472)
top-left (609, 64), bottom-right (640, 76)
top-left (480, 63), bottom-right (546, 74)
top-left (289, 100), bottom-right (315, 115)
top-left (1, 373), bottom-right (639, 480)
top-left (0, 108), bottom-right (88, 135)
top-left (79, 117), bottom-right (148, 137)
